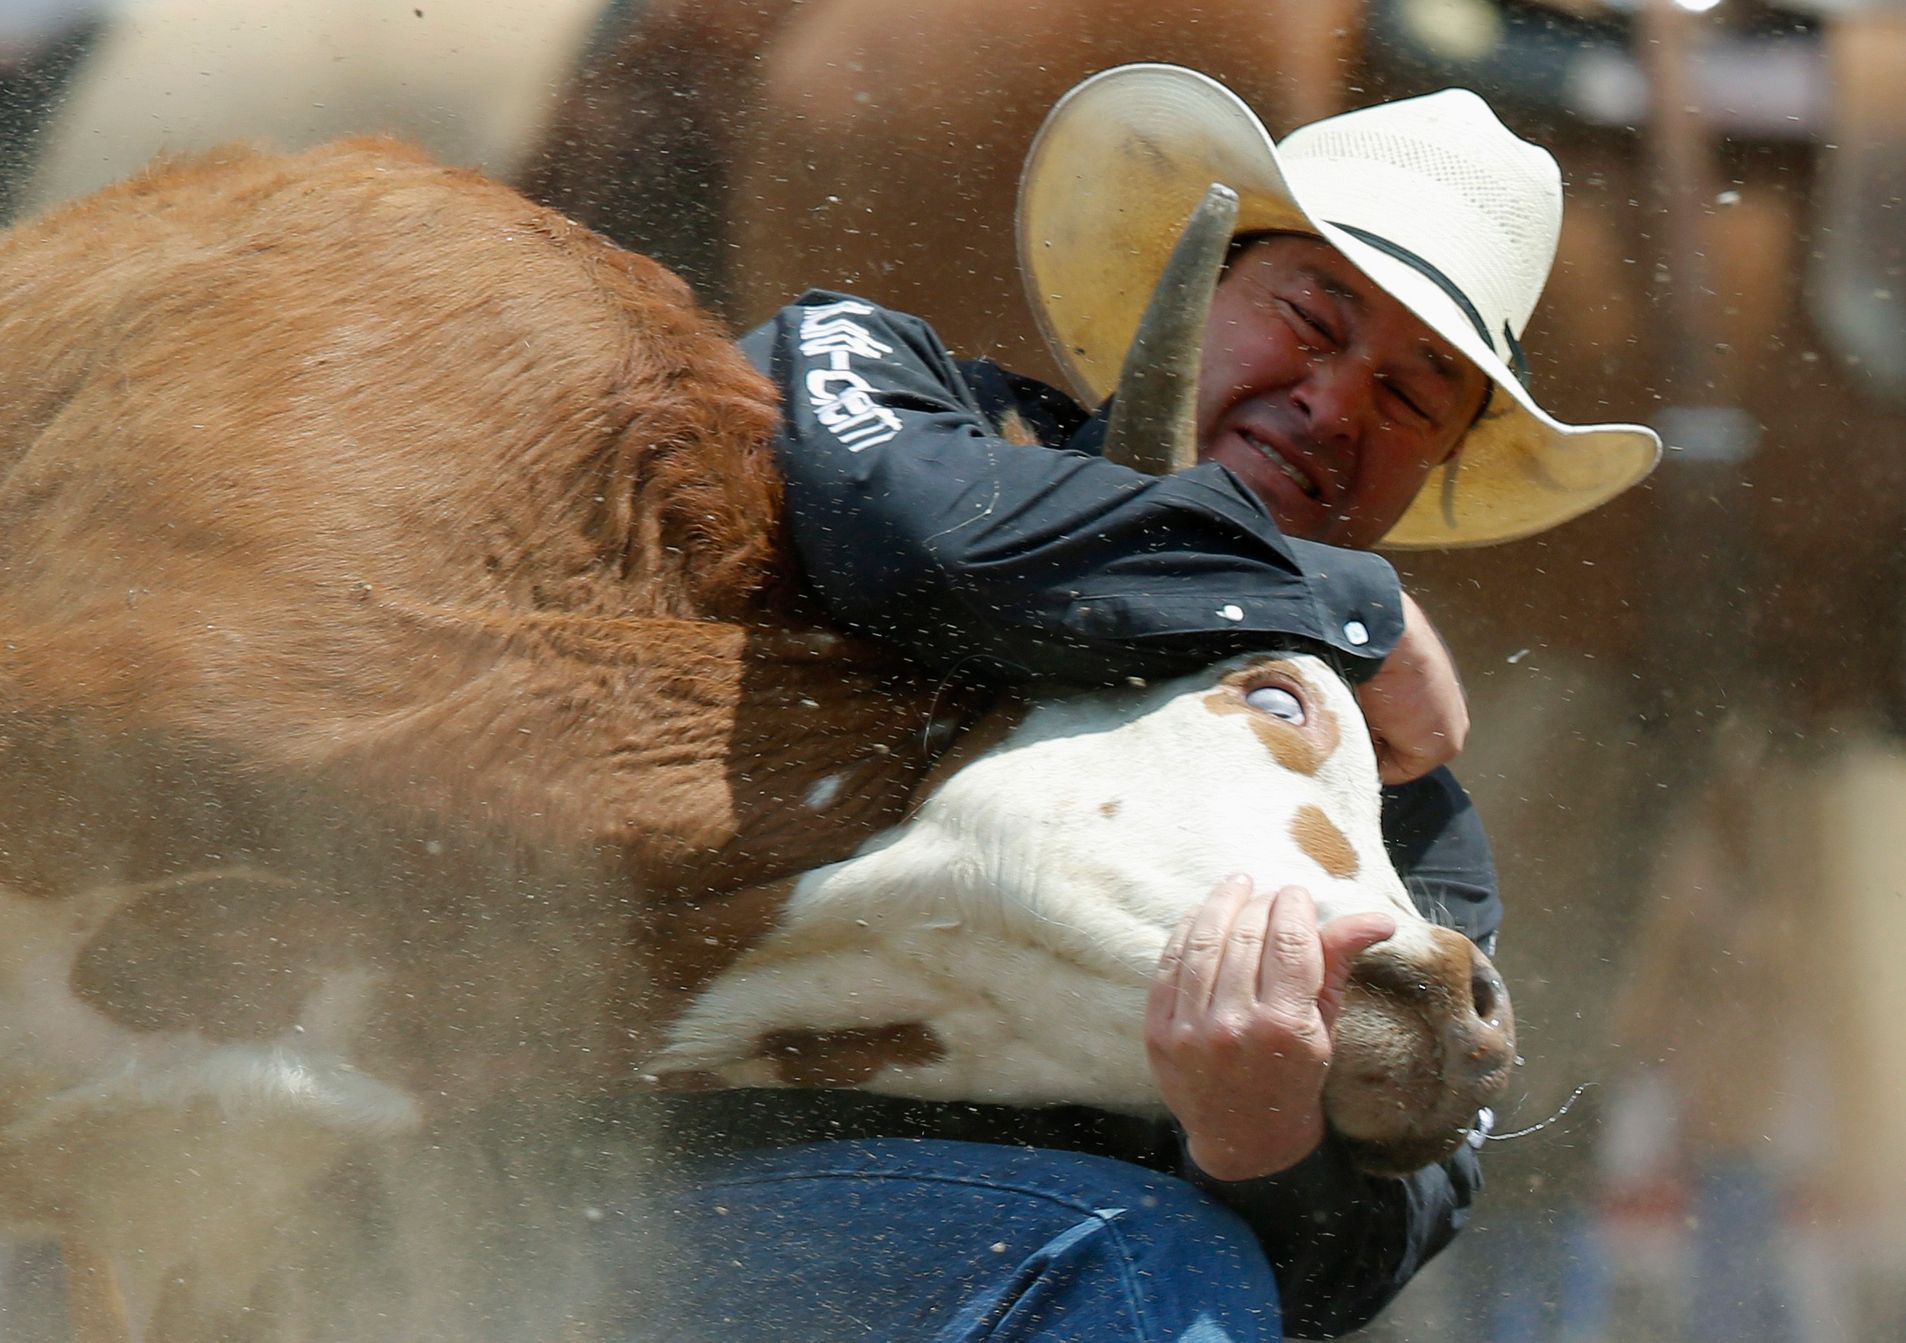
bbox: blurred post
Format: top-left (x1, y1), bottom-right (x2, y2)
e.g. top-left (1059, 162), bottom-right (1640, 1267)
top-left (1805, 7), bottom-right (1906, 1333)
top-left (1636, 0), bottom-right (1757, 747)
top-left (1811, 5), bottom-right (1906, 396)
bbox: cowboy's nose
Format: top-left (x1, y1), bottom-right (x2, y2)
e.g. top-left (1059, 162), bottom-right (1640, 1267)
top-left (1293, 360), bottom-right (1370, 440)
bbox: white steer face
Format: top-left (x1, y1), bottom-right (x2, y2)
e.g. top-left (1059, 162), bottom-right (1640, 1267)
top-left (646, 652), bottom-right (1516, 1175)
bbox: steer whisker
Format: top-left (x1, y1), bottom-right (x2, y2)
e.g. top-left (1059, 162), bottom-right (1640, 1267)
top-left (1406, 878), bottom-right (1454, 930)
top-left (1484, 1080), bottom-right (1596, 1143)
top-left (1402, 876), bottom-right (1499, 958)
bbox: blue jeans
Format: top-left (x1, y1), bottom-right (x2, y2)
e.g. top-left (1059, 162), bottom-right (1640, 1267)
top-left (642, 1139), bottom-right (1282, 1342)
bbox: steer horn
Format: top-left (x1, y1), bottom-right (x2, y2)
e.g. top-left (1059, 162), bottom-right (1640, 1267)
top-left (1100, 182), bottom-right (1240, 476)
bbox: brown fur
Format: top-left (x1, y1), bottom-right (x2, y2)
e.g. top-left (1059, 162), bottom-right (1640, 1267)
top-left (0, 143), bottom-right (1018, 1329)
top-left (0, 139), bottom-right (977, 888)
top-left (1201, 661), bottom-right (1342, 776)
top-left (1290, 803), bottom-right (1359, 879)
top-left (0, 139), bottom-right (997, 1130)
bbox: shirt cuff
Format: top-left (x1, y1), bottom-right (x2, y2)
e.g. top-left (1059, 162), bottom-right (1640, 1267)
top-left (1283, 539), bottom-right (1405, 678)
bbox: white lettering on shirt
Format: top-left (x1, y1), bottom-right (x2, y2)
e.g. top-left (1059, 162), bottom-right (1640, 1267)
top-left (797, 300), bottom-right (904, 451)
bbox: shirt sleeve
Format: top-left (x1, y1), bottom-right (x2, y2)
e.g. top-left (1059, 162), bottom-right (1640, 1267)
top-left (739, 291), bottom-right (1405, 687)
top-left (1186, 1130), bottom-right (1484, 1339)
top-left (1381, 765), bottom-right (1502, 956)
top-left (1180, 766), bottom-right (1503, 1338)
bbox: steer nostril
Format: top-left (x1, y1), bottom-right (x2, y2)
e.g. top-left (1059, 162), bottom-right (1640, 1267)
top-left (1470, 968), bottom-right (1503, 1024)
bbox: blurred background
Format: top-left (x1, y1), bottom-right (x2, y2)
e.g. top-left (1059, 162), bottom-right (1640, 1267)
top-left (3, 0), bottom-right (1903, 1337)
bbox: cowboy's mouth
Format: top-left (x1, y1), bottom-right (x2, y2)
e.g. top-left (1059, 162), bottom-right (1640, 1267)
top-left (1240, 428), bottom-right (1324, 502)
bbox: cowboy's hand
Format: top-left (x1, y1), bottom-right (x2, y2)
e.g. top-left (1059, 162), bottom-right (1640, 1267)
top-left (1146, 875), bottom-right (1396, 1182)
top-left (1356, 590), bottom-right (1469, 785)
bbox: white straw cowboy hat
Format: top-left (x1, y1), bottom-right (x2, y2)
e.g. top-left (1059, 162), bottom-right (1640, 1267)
top-left (1016, 64), bottom-right (1662, 548)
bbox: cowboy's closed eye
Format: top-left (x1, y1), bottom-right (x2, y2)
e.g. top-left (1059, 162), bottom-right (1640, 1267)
top-left (1280, 298), bottom-right (1339, 348)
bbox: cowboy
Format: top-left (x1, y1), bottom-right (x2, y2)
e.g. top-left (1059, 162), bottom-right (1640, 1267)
top-left (644, 66), bottom-right (1660, 1341)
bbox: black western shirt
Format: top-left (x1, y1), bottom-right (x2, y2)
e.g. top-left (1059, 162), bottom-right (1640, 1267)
top-left (661, 292), bottom-right (1503, 1339)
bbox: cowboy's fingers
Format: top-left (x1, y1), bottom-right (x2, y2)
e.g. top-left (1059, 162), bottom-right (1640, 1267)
top-left (1154, 873), bottom-right (1253, 1021)
top-left (1147, 893), bottom-right (1201, 1036)
top-left (1255, 885), bottom-right (1326, 1017)
top-left (1316, 913), bottom-right (1397, 1034)
top-left (1211, 888), bottom-right (1278, 1008)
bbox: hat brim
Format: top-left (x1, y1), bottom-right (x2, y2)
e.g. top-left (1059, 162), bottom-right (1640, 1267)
top-left (1016, 63), bottom-right (1661, 549)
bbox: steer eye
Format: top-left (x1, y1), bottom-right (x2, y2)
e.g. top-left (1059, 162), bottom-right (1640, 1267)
top-left (1243, 684), bottom-right (1305, 723)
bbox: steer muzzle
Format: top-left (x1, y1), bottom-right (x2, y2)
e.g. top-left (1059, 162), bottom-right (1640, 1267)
top-left (1322, 924), bottom-right (1516, 1177)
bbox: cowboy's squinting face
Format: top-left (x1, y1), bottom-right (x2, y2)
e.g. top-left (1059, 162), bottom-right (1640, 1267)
top-left (1195, 234), bottom-right (1491, 550)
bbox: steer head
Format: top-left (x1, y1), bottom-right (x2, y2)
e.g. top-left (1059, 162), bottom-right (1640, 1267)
top-left (642, 650), bottom-right (1515, 1175)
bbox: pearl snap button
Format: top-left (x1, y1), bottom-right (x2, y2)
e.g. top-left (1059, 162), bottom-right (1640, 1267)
top-left (1344, 619), bottom-right (1370, 646)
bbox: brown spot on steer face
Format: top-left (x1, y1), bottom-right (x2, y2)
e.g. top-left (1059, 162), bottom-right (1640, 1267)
top-left (1201, 661), bottom-right (1341, 775)
top-left (1291, 804), bottom-right (1359, 879)
top-left (759, 1022), bottom-right (945, 1088)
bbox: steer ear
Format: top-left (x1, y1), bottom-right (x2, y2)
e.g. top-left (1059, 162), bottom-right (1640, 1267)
top-left (1100, 183), bottom-right (1240, 477)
